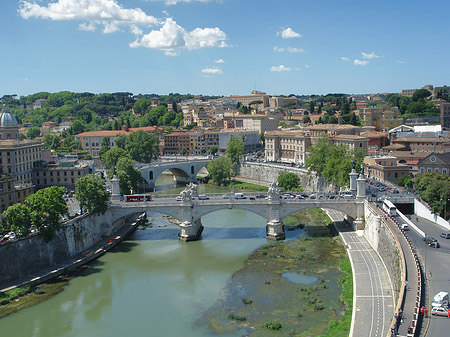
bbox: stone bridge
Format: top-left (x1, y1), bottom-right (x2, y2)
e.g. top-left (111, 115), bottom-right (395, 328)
top-left (139, 159), bottom-right (211, 190)
top-left (106, 196), bottom-right (365, 241)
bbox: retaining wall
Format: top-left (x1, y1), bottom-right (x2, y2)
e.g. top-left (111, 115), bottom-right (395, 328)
top-left (414, 198), bottom-right (450, 231)
top-left (0, 211), bottom-right (134, 286)
top-left (238, 162), bottom-right (333, 192)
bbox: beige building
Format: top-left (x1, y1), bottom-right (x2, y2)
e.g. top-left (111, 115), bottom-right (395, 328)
top-left (418, 153), bottom-right (450, 175)
top-left (269, 96), bottom-right (299, 108)
top-left (364, 156), bottom-right (411, 182)
top-left (359, 104), bottom-right (403, 131)
top-left (265, 130), bottom-right (311, 164)
top-left (34, 161), bottom-right (93, 190)
top-left (392, 137), bottom-right (450, 153)
top-left (228, 91), bottom-right (269, 111)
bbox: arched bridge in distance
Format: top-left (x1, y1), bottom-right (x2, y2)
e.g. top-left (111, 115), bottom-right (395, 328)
top-left (107, 195), bottom-right (365, 241)
top-left (138, 157), bottom-right (212, 191)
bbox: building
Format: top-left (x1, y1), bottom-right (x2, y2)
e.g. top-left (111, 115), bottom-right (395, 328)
top-left (441, 102), bottom-right (450, 129)
top-left (302, 124), bottom-right (361, 137)
top-left (359, 104), bottom-right (403, 131)
top-left (417, 153), bottom-right (450, 175)
top-left (391, 137), bottom-right (450, 153)
top-left (333, 134), bottom-right (369, 154)
top-left (0, 175), bottom-right (15, 212)
top-left (269, 95), bottom-right (299, 108)
top-left (228, 91), bottom-right (270, 111)
top-left (360, 130), bottom-right (389, 154)
top-left (218, 130), bottom-right (261, 153)
top-left (34, 160), bottom-right (93, 190)
top-left (33, 99), bottom-right (47, 110)
top-left (364, 156), bottom-right (411, 182)
top-left (163, 132), bottom-right (191, 155)
top-left (265, 130), bottom-right (311, 164)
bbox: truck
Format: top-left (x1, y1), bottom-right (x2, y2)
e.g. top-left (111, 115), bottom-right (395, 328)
top-left (432, 292), bottom-right (449, 308)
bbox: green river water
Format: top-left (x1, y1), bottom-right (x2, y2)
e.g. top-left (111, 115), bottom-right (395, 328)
top-left (0, 175), bottom-right (348, 337)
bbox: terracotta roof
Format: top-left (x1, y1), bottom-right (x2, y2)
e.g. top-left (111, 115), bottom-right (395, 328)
top-left (394, 137), bottom-right (450, 143)
top-left (303, 124), bottom-right (360, 130)
top-left (333, 134), bottom-right (369, 141)
top-left (75, 130), bottom-right (129, 138)
top-left (360, 130), bottom-right (388, 138)
top-left (382, 144), bottom-right (407, 150)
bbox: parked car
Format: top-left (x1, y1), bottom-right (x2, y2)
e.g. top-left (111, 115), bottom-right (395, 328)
top-left (198, 194), bottom-right (209, 200)
top-left (176, 196), bottom-right (183, 201)
top-left (431, 306), bottom-right (449, 317)
top-left (235, 193), bottom-right (246, 199)
top-left (223, 194), bottom-right (230, 199)
top-left (309, 194), bottom-right (316, 199)
top-left (401, 224), bottom-right (409, 231)
top-left (296, 195), bottom-right (305, 200)
top-left (249, 196), bottom-right (255, 200)
top-left (423, 237), bottom-right (437, 244)
top-left (429, 241), bottom-right (440, 248)
top-left (440, 232), bottom-right (450, 239)
top-left (255, 194), bottom-right (266, 199)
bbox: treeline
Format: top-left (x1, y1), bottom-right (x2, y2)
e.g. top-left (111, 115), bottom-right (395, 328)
top-left (386, 89), bottom-right (439, 117)
top-left (415, 172), bottom-right (450, 219)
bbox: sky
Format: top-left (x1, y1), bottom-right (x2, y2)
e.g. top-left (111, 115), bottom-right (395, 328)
top-left (1, 0), bottom-right (450, 97)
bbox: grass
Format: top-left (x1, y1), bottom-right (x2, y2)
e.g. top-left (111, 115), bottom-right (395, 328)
top-left (229, 180), bottom-right (268, 191)
top-left (0, 286), bottom-right (31, 305)
top-left (228, 313), bottom-right (247, 321)
top-left (265, 321), bottom-right (282, 330)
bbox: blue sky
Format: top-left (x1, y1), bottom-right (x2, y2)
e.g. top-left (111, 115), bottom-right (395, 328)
top-left (1, 0), bottom-right (449, 97)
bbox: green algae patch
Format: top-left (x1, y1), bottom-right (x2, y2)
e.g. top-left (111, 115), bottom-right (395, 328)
top-left (203, 209), bottom-right (352, 336)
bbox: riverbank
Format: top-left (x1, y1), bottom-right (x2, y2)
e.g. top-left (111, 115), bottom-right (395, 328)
top-left (202, 209), bottom-right (352, 337)
top-left (0, 213), bottom-right (146, 318)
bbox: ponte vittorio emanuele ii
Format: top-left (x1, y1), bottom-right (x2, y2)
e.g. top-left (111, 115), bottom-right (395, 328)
top-left (107, 167), bottom-right (368, 242)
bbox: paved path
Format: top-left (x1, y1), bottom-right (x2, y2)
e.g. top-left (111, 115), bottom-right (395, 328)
top-left (327, 209), bottom-right (394, 337)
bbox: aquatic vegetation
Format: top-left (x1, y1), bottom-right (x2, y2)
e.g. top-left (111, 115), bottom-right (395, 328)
top-left (265, 321), bottom-right (282, 330)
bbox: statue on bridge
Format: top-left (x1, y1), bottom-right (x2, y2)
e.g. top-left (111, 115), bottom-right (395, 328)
top-left (267, 181), bottom-right (280, 200)
top-left (179, 182), bottom-right (199, 201)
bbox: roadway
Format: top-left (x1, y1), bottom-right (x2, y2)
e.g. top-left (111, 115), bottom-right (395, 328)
top-left (327, 209), bottom-right (394, 337)
top-left (400, 214), bottom-right (450, 337)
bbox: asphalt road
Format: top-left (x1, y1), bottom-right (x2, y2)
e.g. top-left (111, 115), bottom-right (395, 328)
top-left (399, 214), bottom-right (450, 336)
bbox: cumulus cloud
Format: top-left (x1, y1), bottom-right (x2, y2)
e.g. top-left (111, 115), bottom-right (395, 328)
top-left (19, 0), bottom-right (159, 33)
top-left (304, 64), bottom-right (310, 68)
top-left (274, 46), bottom-right (305, 53)
top-left (270, 65), bottom-right (292, 72)
top-left (341, 56), bottom-right (350, 61)
top-left (79, 22), bottom-right (96, 31)
top-left (278, 27), bottom-right (301, 39)
top-left (130, 18), bottom-right (228, 55)
top-left (361, 52), bottom-right (382, 59)
top-left (201, 67), bottom-right (223, 75)
top-left (354, 59), bottom-right (369, 66)
top-left (214, 59), bottom-right (225, 63)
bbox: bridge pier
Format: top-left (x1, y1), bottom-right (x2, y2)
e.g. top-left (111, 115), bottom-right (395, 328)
top-left (179, 219), bottom-right (204, 242)
top-left (266, 219), bottom-right (285, 240)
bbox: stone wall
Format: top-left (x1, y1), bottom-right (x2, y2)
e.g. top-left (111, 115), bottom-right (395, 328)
top-left (364, 202), bottom-right (402, 303)
top-left (238, 162), bottom-right (333, 192)
top-left (0, 211), bottom-right (133, 286)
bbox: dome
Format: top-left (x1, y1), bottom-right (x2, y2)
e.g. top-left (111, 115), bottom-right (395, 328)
top-left (0, 104), bottom-right (19, 128)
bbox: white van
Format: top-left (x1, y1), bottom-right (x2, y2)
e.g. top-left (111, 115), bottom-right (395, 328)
top-left (401, 224), bottom-right (409, 231)
top-left (340, 191), bottom-right (353, 199)
top-left (432, 292), bottom-right (449, 308)
top-left (235, 193), bottom-right (246, 199)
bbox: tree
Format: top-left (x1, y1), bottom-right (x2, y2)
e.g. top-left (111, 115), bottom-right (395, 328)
top-left (116, 157), bottom-right (141, 195)
top-left (207, 156), bottom-right (233, 185)
top-left (102, 147), bottom-right (129, 170)
top-left (26, 127), bottom-right (41, 139)
top-left (25, 186), bottom-right (68, 241)
top-left (126, 130), bottom-right (160, 162)
top-left (71, 120), bottom-right (85, 134)
top-left (309, 101), bottom-right (315, 114)
top-left (43, 134), bottom-right (61, 151)
top-left (115, 134), bottom-right (127, 149)
top-left (98, 137), bottom-right (111, 158)
top-left (133, 98), bottom-right (151, 115)
top-left (412, 89), bottom-right (432, 102)
top-left (182, 148), bottom-right (188, 156)
top-left (226, 136), bottom-right (245, 165)
top-left (303, 115), bottom-right (311, 124)
top-left (2, 203), bottom-right (32, 237)
top-left (277, 172), bottom-right (300, 191)
top-left (75, 174), bottom-right (110, 215)
top-left (209, 145), bottom-right (218, 155)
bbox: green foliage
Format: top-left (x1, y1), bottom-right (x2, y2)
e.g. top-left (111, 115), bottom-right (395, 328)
top-left (265, 321), bottom-right (282, 330)
top-left (0, 286), bottom-right (31, 305)
top-left (26, 127), bottom-right (41, 139)
top-left (116, 157), bottom-right (141, 195)
top-left (102, 147), bottom-right (129, 170)
top-left (98, 136), bottom-right (111, 159)
top-left (115, 134), bottom-right (127, 149)
top-left (126, 130), bottom-right (160, 162)
top-left (207, 156), bottom-right (234, 185)
top-left (75, 174), bottom-right (110, 215)
top-left (133, 98), bottom-right (151, 115)
top-left (209, 145), bottom-right (218, 155)
top-left (228, 313), bottom-right (247, 321)
top-left (2, 203), bottom-right (32, 237)
top-left (303, 115), bottom-right (311, 124)
top-left (412, 89), bottom-right (432, 102)
top-left (24, 186), bottom-right (68, 242)
top-left (277, 172), bottom-right (300, 191)
top-left (395, 174), bottom-right (414, 189)
top-left (305, 136), bottom-right (365, 187)
top-left (226, 136), bottom-right (245, 165)
top-left (415, 172), bottom-right (450, 217)
top-left (43, 134), bottom-right (61, 151)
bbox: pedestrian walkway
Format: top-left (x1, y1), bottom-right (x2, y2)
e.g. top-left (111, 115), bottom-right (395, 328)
top-left (327, 210), bottom-right (394, 337)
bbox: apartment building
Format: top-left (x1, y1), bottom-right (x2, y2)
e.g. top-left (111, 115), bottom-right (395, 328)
top-left (417, 153), bottom-right (450, 175)
top-left (265, 130), bottom-right (311, 164)
top-left (364, 156), bottom-right (411, 182)
top-left (34, 160), bottom-right (93, 190)
top-left (392, 137), bottom-right (450, 153)
top-left (359, 104), bottom-right (403, 131)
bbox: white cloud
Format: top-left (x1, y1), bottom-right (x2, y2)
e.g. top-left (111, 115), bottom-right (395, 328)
top-left (274, 46), bottom-right (305, 53)
top-left (304, 64), bottom-right (310, 69)
top-left (341, 56), bottom-right (350, 61)
top-left (214, 59), bottom-right (225, 63)
top-left (165, 0), bottom-right (219, 4)
top-left (201, 67), bottom-right (223, 75)
top-left (354, 59), bottom-right (369, 66)
top-left (79, 22), bottom-right (96, 31)
top-left (361, 51), bottom-right (382, 59)
top-left (19, 0), bottom-right (159, 33)
top-left (130, 25), bottom-right (143, 36)
top-left (270, 65), bottom-right (292, 72)
top-left (396, 60), bottom-right (406, 64)
top-left (278, 27), bottom-right (301, 39)
top-left (130, 18), bottom-right (228, 55)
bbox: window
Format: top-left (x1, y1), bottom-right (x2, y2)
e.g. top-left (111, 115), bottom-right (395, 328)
top-left (443, 168), bottom-right (448, 175)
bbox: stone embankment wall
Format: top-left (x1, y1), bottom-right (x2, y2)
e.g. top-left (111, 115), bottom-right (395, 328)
top-left (238, 162), bottom-right (333, 192)
top-left (0, 211), bottom-right (134, 286)
top-left (364, 202), bottom-right (402, 303)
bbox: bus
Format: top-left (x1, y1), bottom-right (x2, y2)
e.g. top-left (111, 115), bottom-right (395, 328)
top-left (125, 194), bottom-right (152, 202)
top-left (382, 199), bottom-right (397, 216)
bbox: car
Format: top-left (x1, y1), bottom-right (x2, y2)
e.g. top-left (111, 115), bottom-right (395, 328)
top-left (429, 241), bottom-right (440, 248)
top-left (401, 224), bottom-right (409, 231)
top-left (235, 193), bottom-right (246, 199)
top-left (198, 194), bottom-right (209, 200)
top-left (327, 194), bottom-right (335, 199)
top-left (223, 194), bottom-right (230, 199)
top-left (423, 237), bottom-right (437, 244)
top-left (431, 307), bottom-right (449, 317)
top-left (176, 196), bottom-right (183, 201)
top-left (249, 196), bottom-right (255, 200)
top-left (296, 195), bottom-right (305, 200)
top-left (440, 233), bottom-right (450, 239)
top-left (309, 194), bottom-right (316, 199)
top-left (255, 194), bottom-right (266, 199)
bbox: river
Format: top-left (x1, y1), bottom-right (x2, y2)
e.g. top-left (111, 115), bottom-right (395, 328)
top-left (0, 175), bottom-right (347, 336)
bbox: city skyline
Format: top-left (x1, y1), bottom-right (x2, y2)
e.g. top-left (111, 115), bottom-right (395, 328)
top-left (1, 0), bottom-right (449, 97)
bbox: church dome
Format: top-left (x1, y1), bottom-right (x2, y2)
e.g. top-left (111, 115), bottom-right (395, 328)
top-left (0, 104), bottom-right (19, 128)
